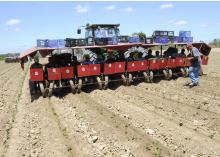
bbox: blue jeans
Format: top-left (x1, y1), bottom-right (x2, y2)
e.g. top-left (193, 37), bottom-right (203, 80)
top-left (189, 66), bottom-right (200, 85)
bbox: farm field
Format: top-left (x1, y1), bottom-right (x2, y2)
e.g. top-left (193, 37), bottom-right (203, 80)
top-left (0, 48), bottom-right (220, 157)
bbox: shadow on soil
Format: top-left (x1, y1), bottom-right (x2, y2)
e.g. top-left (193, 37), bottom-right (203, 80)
top-left (29, 76), bottom-right (181, 101)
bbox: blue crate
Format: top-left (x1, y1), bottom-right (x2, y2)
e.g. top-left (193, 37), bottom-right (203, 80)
top-left (48, 40), bottom-right (58, 48)
top-left (179, 31), bottom-right (191, 37)
top-left (57, 39), bottom-right (65, 48)
top-left (173, 36), bottom-right (181, 43)
top-left (128, 36), bottom-right (140, 43)
top-left (179, 37), bottom-right (193, 43)
top-left (108, 37), bottom-right (118, 45)
top-left (37, 39), bottom-right (49, 47)
top-left (47, 39), bottom-right (65, 48)
top-left (155, 37), bottom-right (169, 44)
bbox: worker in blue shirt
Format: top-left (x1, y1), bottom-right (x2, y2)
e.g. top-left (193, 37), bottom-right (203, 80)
top-left (186, 43), bottom-right (202, 87)
top-left (82, 54), bottom-right (93, 65)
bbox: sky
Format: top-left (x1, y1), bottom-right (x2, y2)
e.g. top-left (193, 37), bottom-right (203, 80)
top-left (0, 1), bottom-right (220, 53)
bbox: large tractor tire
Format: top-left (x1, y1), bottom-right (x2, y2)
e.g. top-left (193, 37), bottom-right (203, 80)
top-left (96, 77), bottom-right (102, 90)
top-left (103, 76), bottom-right (109, 90)
top-left (39, 83), bottom-right (46, 98)
top-left (77, 79), bottom-right (83, 93)
top-left (69, 80), bottom-right (76, 94)
top-left (48, 82), bottom-right (54, 97)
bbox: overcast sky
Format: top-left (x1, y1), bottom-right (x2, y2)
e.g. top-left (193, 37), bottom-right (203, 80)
top-left (0, 1), bottom-right (220, 53)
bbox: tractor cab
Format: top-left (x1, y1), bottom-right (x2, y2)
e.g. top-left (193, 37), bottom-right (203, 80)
top-left (83, 24), bottom-right (120, 46)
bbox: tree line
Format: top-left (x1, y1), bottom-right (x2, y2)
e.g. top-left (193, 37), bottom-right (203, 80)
top-left (209, 39), bottom-right (220, 47)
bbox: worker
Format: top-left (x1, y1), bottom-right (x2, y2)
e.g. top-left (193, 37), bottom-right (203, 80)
top-left (44, 56), bottom-right (55, 79)
top-left (155, 51), bottom-right (160, 58)
top-left (30, 55), bottom-right (42, 69)
top-left (94, 53), bottom-right (104, 64)
top-left (127, 52), bottom-right (135, 61)
top-left (166, 47), bottom-right (178, 58)
top-left (145, 49), bottom-right (154, 59)
top-left (116, 51), bottom-right (125, 61)
top-left (44, 57), bottom-right (54, 69)
top-left (137, 52), bottom-right (144, 60)
top-left (185, 43), bottom-right (202, 87)
top-left (178, 48), bottom-right (186, 58)
top-left (82, 54), bottom-right (93, 65)
top-left (72, 55), bottom-right (80, 66)
top-left (105, 53), bottom-right (116, 63)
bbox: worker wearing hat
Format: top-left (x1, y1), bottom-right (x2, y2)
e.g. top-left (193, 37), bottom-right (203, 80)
top-left (30, 55), bottom-right (42, 69)
top-left (186, 43), bottom-right (202, 87)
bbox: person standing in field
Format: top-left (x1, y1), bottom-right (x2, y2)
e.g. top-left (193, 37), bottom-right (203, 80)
top-left (186, 43), bottom-right (202, 87)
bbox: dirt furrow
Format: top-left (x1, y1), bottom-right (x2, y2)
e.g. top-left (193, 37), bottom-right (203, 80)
top-left (128, 83), bottom-right (220, 133)
top-left (0, 64), bottom-right (26, 156)
top-left (6, 67), bottom-right (72, 157)
top-left (87, 89), bottom-right (220, 156)
top-left (50, 93), bottom-right (172, 157)
top-left (0, 64), bottom-right (18, 77)
top-left (137, 79), bottom-right (220, 115)
top-left (105, 85), bottom-right (220, 142)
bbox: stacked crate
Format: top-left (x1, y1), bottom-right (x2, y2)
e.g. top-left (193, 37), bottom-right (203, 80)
top-left (179, 31), bottom-right (193, 43)
top-left (37, 39), bottom-right (65, 48)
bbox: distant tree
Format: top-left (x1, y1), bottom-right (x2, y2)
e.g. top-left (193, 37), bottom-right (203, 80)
top-left (132, 32), bottom-right (146, 42)
top-left (209, 38), bottom-right (220, 47)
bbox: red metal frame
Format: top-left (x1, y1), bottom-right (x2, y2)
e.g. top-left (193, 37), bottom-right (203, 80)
top-left (127, 60), bottom-right (148, 72)
top-left (104, 63), bottom-right (115, 75)
top-left (175, 58), bottom-right (185, 67)
top-left (89, 64), bottom-right (101, 76)
top-left (202, 56), bottom-right (208, 65)
top-left (48, 68), bottom-right (61, 81)
top-left (61, 67), bottom-right (74, 79)
top-left (167, 58), bottom-right (176, 68)
top-left (149, 59), bottom-right (159, 70)
top-left (77, 64), bottom-right (101, 77)
top-left (30, 68), bottom-right (44, 81)
top-left (184, 58), bottom-right (192, 67)
top-left (77, 65), bottom-right (90, 77)
top-left (114, 62), bottom-right (126, 73)
top-left (158, 59), bottom-right (167, 69)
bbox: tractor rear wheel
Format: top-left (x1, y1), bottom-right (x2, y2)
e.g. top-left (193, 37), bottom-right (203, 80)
top-left (77, 79), bottom-right (82, 93)
top-left (69, 80), bottom-right (76, 94)
top-left (39, 83), bottom-right (46, 98)
top-left (103, 76), bottom-right (109, 90)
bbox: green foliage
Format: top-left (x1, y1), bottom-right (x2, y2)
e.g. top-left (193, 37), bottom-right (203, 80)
top-left (0, 53), bottom-right (20, 61)
top-left (209, 38), bottom-right (220, 47)
top-left (132, 32), bottom-right (146, 38)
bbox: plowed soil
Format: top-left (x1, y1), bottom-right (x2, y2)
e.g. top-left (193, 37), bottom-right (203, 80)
top-left (0, 48), bottom-right (220, 157)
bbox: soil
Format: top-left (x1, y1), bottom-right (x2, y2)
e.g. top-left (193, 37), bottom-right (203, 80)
top-left (0, 48), bottom-right (220, 157)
